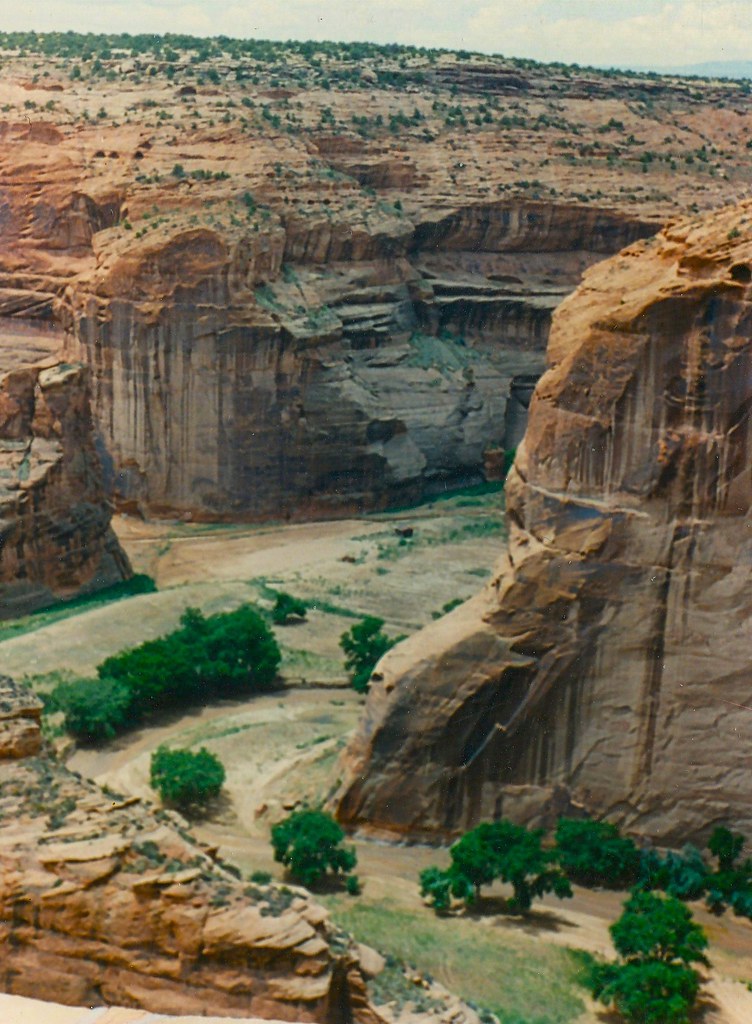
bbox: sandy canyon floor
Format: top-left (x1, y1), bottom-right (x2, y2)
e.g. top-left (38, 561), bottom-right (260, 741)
top-left (2, 490), bottom-right (752, 1024)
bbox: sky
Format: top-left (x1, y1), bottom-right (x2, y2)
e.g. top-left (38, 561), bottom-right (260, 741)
top-left (4, 0), bottom-right (752, 71)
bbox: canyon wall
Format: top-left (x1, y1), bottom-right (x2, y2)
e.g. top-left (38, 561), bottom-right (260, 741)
top-left (64, 201), bottom-right (656, 518)
top-left (0, 321), bottom-right (130, 618)
top-left (0, 674), bottom-right (378, 1022)
top-left (335, 201), bottom-right (752, 845)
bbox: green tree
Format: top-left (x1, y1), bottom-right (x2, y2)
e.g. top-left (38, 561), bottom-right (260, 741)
top-left (705, 826), bottom-right (752, 918)
top-left (98, 604), bottom-right (280, 713)
top-left (50, 676), bottom-right (134, 743)
top-left (150, 745), bottom-right (225, 814)
top-left (271, 808), bottom-right (357, 887)
top-left (556, 818), bottom-right (642, 889)
top-left (420, 819), bottom-right (572, 915)
top-left (339, 616), bottom-right (403, 692)
top-left (589, 891), bottom-right (709, 1024)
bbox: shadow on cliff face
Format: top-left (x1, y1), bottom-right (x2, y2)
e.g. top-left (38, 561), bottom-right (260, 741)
top-left (333, 200), bottom-right (752, 846)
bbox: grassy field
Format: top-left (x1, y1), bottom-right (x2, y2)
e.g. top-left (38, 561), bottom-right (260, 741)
top-left (321, 896), bottom-right (590, 1024)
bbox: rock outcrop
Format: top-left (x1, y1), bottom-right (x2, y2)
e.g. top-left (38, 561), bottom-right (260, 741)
top-left (334, 201), bottom-right (752, 845)
top-left (0, 676), bottom-right (376, 1022)
top-left (65, 201), bottom-right (652, 518)
top-left (0, 320), bottom-right (130, 618)
top-left (2, 40), bottom-right (750, 518)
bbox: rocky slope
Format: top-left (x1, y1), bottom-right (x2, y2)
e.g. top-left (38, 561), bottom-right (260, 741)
top-left (1, 36), bottom-right (752, 516)
top-left (334, 200), bottom-right (752, 845)
top-left (0, 675), bottom-right (377, 1021)
top-left (0, 319), bottom-right (130, 618)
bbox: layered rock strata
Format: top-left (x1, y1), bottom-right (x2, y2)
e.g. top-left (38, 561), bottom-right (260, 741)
top-left (0, 320), bottom-right (130, 617)
top-left (4, 40), bottom-right (750, 518)
top-left (65, 201), bottom-right (653, 518)
top-left (334, 201), bottom-right (752, 844)
top-left (0, 676), bottom-right (376, 1022)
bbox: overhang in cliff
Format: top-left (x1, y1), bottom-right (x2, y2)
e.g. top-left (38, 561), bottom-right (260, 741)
top-left (334, 200), bottom-right (752, 845)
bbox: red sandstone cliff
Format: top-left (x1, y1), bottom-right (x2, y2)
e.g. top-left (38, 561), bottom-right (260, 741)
top-left (0, 676), bottom-right (376, 1021)
top-left (0, 321), bottom-right (130, 618)
top-left (334, 200), bottom-right (752, 844)
top-left (1, 41), bottom-right (746, 519)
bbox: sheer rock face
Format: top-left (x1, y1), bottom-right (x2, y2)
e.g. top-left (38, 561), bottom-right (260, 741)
top-left (0, 677), bottom-right (377, 1023)
top-left (334, 202), bottom-right (752, 845)
top-left (63, 202), bottom-right (654, 519)
top-left (0, 330), bottom-right (131, 619)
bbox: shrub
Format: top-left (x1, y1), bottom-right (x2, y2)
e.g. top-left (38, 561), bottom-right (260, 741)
top-left (588, 890), bottom-right (708, 1024)
top-left (271, 808), bottom-right (357, 887)
top-left (339, 616), bottom-right (404, 692)
top-left (638, 844), bottom-right (709, 901)
top-left (50, 676), bottom-right (134, 743)
top-left (150, 745), bottom-right (225, 813)
top-left (272, 592), bottom-right (307, 625)
top-left (704, 826), bottom-right (752, 918)
top-left (99, 604), bottom-right (280, 711)
top-left (421, 819), bottom-right (572, 915)
top-left (556, 818), bottom-right (641, 889)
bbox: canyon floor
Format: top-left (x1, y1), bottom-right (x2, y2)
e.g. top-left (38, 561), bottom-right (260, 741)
top-left (2, 489), bottom-right (751, 1024)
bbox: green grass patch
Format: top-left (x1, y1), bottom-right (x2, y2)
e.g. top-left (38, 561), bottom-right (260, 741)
top-left (321, 897), bottom-right (587, 1024)
top-left (0, 575), bottom-right (157, 644)
top-left (280, 646), bottom-right (343, 678)
top-left (376, 481), bottom-right (505, 517)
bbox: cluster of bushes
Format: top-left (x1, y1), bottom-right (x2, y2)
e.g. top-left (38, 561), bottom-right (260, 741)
top-left (555, 818), bottom-right (752, 923)
top-left (591, 890), bottom-right (709, 1024)
top-left (49, 604), bottom-right (280, 743)
top-left (422, 816), bottom-right (751, 1023)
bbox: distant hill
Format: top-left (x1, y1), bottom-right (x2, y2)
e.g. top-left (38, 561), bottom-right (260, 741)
top-left (626, 59), bottom-right (752, 80)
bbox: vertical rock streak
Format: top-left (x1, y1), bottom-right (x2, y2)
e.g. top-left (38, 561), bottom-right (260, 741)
top-left (334, 203), bottom-right (752, 843)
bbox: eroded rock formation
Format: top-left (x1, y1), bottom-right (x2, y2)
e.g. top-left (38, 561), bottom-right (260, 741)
top-left (335, 201), bottom-right (752, 844)
top-left (64, 201), bottom-right (652, 518)
top-left (2, 42), bottom-right (749, 518)
top-left (0, 320), bottom-right (130, 618)
top-left (0, 676), bottom-right (376, 1021)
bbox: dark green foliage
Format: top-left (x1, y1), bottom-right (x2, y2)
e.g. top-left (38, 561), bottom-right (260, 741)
top-left (610, 891), bottom-right (709, 967)
top-left (708, 825), bottom-right (745, 872)
top-left (54, 605), bottom-right (279, 743)
top-left (345, 874), bottom-right (362, 896)
top-left (556, 818), bottom-right (641, 889)
top-left (339, 616), bottom-right (404, 692)
top-left (419, 866), bottom-right (453, 913)
top-left (272, 592), bottom-right (307, 625)
top-left (588, 891), bottom-right (708, 1024)
top-left (150, 745), bottom-right (225, 813)
top-left (420, 819), bottom-right (572, 915)
top-left (589, 960), bottom-right (700, 1024)
top-left (638, 845), bottom-right (709, 902)
top-left (100, 604), bottom-right (280, 711)
top-left (704, 826), bottom-right (752, 918)
top-left (49, 676), bottom-right (134, 743)
top-left (271, 808), bottom-right (357, 887)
